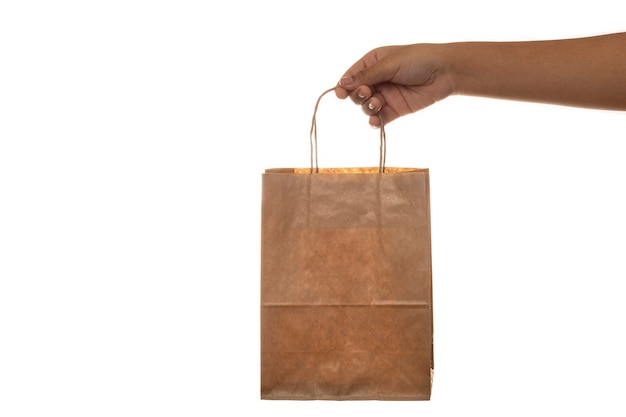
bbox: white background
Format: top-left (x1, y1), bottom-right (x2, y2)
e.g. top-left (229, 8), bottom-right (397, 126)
top-left (1, 1), bottom-right (625, 416)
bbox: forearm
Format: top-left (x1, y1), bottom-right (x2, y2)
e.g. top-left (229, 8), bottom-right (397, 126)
top-left (443, 32), bottom-right (626, 110)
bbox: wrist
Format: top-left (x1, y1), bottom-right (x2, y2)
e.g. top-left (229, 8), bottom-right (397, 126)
top-left (410, 42), bottom-right (460, 98)
top-left (436, 42), bottom-right (471, 97)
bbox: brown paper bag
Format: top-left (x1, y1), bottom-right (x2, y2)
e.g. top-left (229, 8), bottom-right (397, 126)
top-left (260, 89), bottom-right (433, 400)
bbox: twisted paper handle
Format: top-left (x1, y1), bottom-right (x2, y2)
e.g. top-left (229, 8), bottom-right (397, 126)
top-left (310, 87), bottom-right (386, 173)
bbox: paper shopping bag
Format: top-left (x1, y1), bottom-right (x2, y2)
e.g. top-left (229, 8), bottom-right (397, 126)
top-left (260, 88), bottom-right (433, 400)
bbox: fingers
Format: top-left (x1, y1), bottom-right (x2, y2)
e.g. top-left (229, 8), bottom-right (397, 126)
top-left (335, 74), bottom-right (364, 99)
top-left (336, 48), bottom-right (394, 127)
top-left (353, 88), bottom-right (387, 127)
top-left (365, 94), bottom-right (387, 127)
top-left (364, 93), bottom-right (385, 115)
top-left (339, 81), bottom-right (384, 112)
top-left (335, 76), bottom-right (387, 127)
top-left (348, 83), bottom-right (373, 105)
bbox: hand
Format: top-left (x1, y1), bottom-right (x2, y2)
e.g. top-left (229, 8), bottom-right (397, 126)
top-left (335, 44), bottom-right (455, 126)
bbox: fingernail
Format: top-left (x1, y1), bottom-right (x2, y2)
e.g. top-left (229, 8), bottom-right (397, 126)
top-left (340, 75), bottom-right (354, 86)
top-left (358, 91), bottom-right (367, 99)
top-left (368, 102), bottom-right (377, 111)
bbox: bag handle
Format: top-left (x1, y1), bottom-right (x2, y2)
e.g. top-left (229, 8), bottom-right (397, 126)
top-left (309, 87), bottom-right (387, 174)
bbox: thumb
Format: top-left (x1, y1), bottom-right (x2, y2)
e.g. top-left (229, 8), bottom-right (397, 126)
top-left (340, 55), bottom-right (399, 90)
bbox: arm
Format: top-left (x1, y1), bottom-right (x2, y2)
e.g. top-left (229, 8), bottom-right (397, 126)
top-left (337, 32), bottom-right (626, 126)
